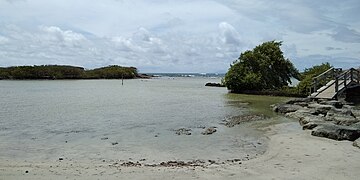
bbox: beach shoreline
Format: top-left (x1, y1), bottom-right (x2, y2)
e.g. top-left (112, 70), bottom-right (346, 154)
top-left (1, 122), bottom-right (359, 180)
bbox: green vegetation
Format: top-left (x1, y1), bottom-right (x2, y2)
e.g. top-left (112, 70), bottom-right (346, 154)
top-left (223, 41), bottom-right (300, 93)
top-left (296, 62), bottom-right (332, 95)
top-left (223, 41), bottom-right (335, 97)
top-left (0, 65), bottom-right (140, 80)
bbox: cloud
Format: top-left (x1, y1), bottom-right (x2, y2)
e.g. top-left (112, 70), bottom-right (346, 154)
top-left (293, 54), bottom-right (360, 71)
top-left (325, 47), bottom-right (343, 51)
top-left (0, 35), bottom-right (9, 44)
top-left (0, 0), bottom-right (359, 72)
top-left (219, 22), bottom-right (241, 45)
top-left (330, 26), bottom-right (360, 43)
top-left (3, 0), bottom-right (26, 3)
top-left (40, 26), bottom-right (87, 47)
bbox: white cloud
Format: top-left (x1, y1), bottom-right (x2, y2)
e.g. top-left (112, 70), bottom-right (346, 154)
top-left (39, 26), bottom-right (87, 47)
top-left (0, 0), bottom-right (359, 72)
top-left (0, 35), bottom-right (9, 44)
top-left (219, 22), bottom-right (241, 45)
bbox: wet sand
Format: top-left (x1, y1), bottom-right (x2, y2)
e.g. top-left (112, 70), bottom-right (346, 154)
top-left (1, 122), bottom-right (359, 180)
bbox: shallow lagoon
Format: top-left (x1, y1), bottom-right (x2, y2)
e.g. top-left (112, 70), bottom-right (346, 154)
top-left (0, 78), bottom-right (291, 164)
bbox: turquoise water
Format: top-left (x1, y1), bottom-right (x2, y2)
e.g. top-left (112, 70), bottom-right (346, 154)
top-left (0, 78), bottom-right (286, 163)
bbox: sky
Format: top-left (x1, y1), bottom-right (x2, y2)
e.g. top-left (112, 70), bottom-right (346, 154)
top-left (0, 0), bottom-right (359, 73)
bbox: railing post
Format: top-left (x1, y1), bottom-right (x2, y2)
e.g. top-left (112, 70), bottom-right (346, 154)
top-left (335, 76), bottom-right (338, 92)
top-left (344, 72), bottom-right (347, 87)
top-left (350, 69), bottom-right (353, 82)
top-left (314, 78), bottom-right (317, 93)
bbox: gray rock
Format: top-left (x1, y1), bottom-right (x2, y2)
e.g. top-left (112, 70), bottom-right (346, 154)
top-left (311, 124), bottom-right (360, 141)
top-left (351, 109), bottom-right (360, 119)
top-left (350, 122), bottom-right (360, 129)
top-left (205, 83), bottom-right (225, 87)
top-left (327, 108), bottom-right (354, 117)
top-left (273, 104), bottom-right (303, 114)
top-left (298, 115), bottom-right (325, 126)
top-left (318, 100), bottom-right (343, 109)
top-left (225, 114), bottom-right (269, 127)
top-left (353, 138), bottom-right (360, 149)
top-left (325, 108), bottom-right (358, 126)
top-left (308, 103), bottom-right (333, 115)
top-left (201, 127), bottom-right (217, 135)
top-left (302, 123), bottom-right (318, 130)
top-left (285, 98), bottom-right (312, 105)
top-left (285, 109), bottom-right (317, 119)
top-left (175, 128), bottom-right (192, 135)
top-left (293, 102), bottom-right (309, 107)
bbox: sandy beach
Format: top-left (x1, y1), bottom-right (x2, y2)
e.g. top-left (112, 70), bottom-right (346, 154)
top-left (1, 122), bottom-right (359, 180)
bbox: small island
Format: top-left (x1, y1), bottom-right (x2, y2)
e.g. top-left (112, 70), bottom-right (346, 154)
top-left (0, 65), bottom-right (150, 80)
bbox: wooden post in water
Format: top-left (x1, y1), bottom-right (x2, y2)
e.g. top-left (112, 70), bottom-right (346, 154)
top-left (122, 74), bottom-right (124, 85)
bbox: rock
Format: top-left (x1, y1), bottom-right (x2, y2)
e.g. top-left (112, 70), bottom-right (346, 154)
top-left (325, 108), bottom-right (358, 126)
top-left (293, 102), bottom-right (309, 107)
top-left (111, 142), bottom-right (118, 145)
top-left (208, 160), bottom-right (216, 164)
top-left (120, 161), bottom-right (141, 167)
top-left (308, 103), bottom-right (333, 115)
top-left (351, 122), bottom-right (360, 129)
top-left (175, 128), bottom-right (192, 135)
top-left (302, 123), bottom-right (318, 130)
top-left (285, 98), bottom-right (312, 105)
top-left (25, 170), bottom-right (29, 173)
top-left (298, 115), bottom-right (325, 126)
top-left (273, 104), bottom-right (303, 114)
top-left (353, 139), bottom-right (360, 148)
top-left (59, 157), bottom-right (64, 161)
top-left (311, 124), bottom-right (360, 141)
top-left (285, 109), bottom-right (317, 119)
top-left (318, 100), bottom-right (343, 109)
top-left (201, 127), bottom-right (217, 135)
top-left (158, 160), bottom-right (205, 167)
top-left (225, 114), bottom-right (269, 127)
top-left (351, 109), bottom-right (360, 119)
top-left (333, 116), bottom-right (359, 126)
top-left (205, 83), bottom-right (225, 87)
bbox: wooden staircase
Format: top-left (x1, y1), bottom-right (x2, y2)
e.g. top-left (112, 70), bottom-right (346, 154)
top-left (310, 67), bottom-right (360, 99)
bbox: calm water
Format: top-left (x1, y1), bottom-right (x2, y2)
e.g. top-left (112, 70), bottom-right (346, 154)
top-left (0, 78), bottom-right (287, 163)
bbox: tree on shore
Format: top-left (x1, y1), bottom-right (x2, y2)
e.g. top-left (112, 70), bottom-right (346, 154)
top-left (223, 41), bottom-right (300, 93)
top-left (0, 65), bottom-right (139, 80)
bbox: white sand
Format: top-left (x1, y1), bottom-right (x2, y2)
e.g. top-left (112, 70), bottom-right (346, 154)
top-left (1, 122), bottom-right (359, 180)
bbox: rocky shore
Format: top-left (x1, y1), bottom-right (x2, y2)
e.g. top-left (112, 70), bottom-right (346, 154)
top-left (272, 98), bottom-right (360, 147)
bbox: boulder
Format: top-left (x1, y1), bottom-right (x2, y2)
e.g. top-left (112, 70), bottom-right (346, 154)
top-left (351, 109), bottom-right (360, 119)
top-left (311, 124), bottom-right (360, 141)
top-left (350, 122), bottom-right (360, 129)
top-left (327, 108), bottom-right (354, 117)
top-left (175, 128), bottom-right (192, 135)
top-left (318, 100), bottom-right (343, 109)
top-left (273, 104), bottom-right (303, 114)
top-left (205, 83), bottom-right (225, 87)
top-left (201, 127), bottom-right (217, 135)
top-left (285, 98), bottom-right (312, 105)
top-left (353, 138), bottom-right (360, 149)
top-left (302, 123), bottom-right (318, 130)
top-left (325, 108), bottom-right (358, 126)
top-left (308, 103), bottom-right (333, 115)
top-left (225, 114), bottom-right (268, 127)
top-left (285, 108), bottom-right (317, 119)
top-left (298, 115), bottom-right (325, 126)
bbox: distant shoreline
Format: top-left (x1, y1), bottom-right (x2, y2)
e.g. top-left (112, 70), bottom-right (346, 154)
top-left (0, 65), bottom-right (152, 80)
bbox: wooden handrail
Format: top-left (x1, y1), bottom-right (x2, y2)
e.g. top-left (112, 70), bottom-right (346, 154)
top-left (310, 67), bottom-right (360, 98)
top-left (311, 67), bottom-right (342, 94)
top-left (335, 68), bottom-right (360, 92)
